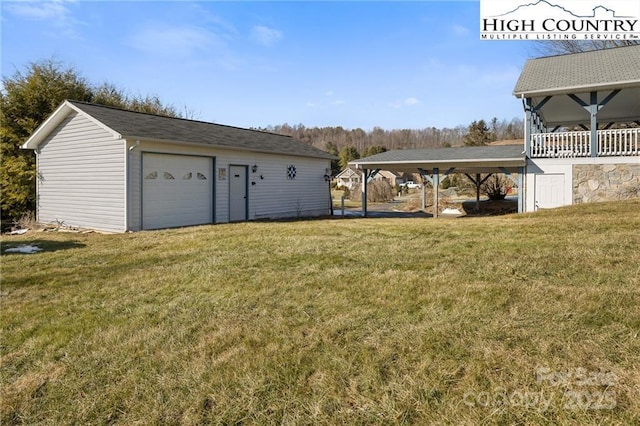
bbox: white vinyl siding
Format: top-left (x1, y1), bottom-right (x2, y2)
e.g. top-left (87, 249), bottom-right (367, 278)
top-left (37, 112), bottom-right (125, 232)
top-left (127, 141), bottom-right (331, 229)
top-left (241, 155), bottom-right (330, 221)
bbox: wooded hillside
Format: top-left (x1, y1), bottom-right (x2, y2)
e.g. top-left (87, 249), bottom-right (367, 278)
top-left (259, 117), bottom-right (523, 152)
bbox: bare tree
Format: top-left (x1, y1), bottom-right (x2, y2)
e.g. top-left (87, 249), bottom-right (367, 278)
top-left (535, 40), bottom-right (639, 56)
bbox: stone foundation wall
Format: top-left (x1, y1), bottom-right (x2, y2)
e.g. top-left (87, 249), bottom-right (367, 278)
top-left (573, 163), bottom-right (640, 204)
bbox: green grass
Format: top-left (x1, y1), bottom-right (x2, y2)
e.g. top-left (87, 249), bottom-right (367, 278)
top-left (2, 200), bottom-right (639, 425)
top-left (331, 190), bottom-right (361, 208)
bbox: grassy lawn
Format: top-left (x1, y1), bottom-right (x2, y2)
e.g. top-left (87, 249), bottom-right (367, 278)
top-left (331, 190), bottom-right (361, 209)
top-left (2, 200), bottom-right (639, 424)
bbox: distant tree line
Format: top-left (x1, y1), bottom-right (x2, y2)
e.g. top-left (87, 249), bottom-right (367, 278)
top-left (535, 39), bottom-right (639, 56)
top-left (260, 116), bottom-right (523, 173)
top-left (262, 119), bottom-right (524, 152)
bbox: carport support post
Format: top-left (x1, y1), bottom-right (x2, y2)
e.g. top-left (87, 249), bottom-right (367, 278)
top-left (517, 166), bottom-right (524, 213)
top-left (433, 167), bottom-right (439, 219)
top-left (475, 173), bottom-right (481, 212)
top-left (500, 167), bottom-right (525, 214)
top-left (361, 168), bottom-right (368, 217)
top-left (418, 168), bottom-right (432, 214)
top-left (417, 168), bottom-right (428, 211)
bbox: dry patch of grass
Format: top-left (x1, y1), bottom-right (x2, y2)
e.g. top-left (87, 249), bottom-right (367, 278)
top-left (2, 200), bottom-right (639, 424)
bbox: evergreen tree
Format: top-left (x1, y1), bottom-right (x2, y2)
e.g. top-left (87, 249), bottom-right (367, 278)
top-left (1, 59), bottom-right (181, 225)
top-left (339, 146), bottom-right (360, 170)
top-left (463, 120), bottom-right (494, 146)
top-left (324, 141), bottom-right (340, 176)
top-left (361, 145), bottom-right (387, 158)
top-left (1, 60), bottom-right (93, 225)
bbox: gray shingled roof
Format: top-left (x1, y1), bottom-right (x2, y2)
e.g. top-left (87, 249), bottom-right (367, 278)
top-left (349, 145), bottom-right (526, 173)
top-left (513, 45), bottom-right (640, 97)
top-left (69, 101), bottom-right (335, 160)
top-left (353, 145), bottom-right (525, 164)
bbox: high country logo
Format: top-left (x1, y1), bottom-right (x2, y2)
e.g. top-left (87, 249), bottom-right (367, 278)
top-left (480, 0), bottom-right (640, 40)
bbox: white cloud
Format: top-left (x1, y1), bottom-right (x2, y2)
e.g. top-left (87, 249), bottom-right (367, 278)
top-left (7, 0), bottom-right (71, 20)
top-left (390, 97), bottom-right (421, 109)
top-left (451, 24), bottom-right (470, 37)
top-left (129, 26), bottom-right (221, 58)
top-left (6, 0), bottom-right (81, 38)
top-left (251, 25), bottom-right (283, 47)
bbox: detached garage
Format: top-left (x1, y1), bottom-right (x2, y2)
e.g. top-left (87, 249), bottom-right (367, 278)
top-left (22, 100), bottom-right (335, 232)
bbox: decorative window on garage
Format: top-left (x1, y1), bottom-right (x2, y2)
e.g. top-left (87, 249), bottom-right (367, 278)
top-left (145, 171), bottom-right (158, 180)
top-left (197, 172), bottom-right (207, 180)
top-left (183, 172), bottom-right (192, 180)
top-left (287, 165), bottom-right (297, 180)
top-left (163, 172), bottom-right (175, 180)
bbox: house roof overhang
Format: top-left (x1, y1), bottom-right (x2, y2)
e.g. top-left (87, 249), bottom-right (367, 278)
top-left (513, 45), bottom-right (640, 127)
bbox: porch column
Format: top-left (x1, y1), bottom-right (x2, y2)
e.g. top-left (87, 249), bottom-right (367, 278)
top-left (524, 97), bottom-right (533, 156)
top-left (589, 91), bottom-right (598, 157)
top-left (361, 168), bottom-right (368, 217)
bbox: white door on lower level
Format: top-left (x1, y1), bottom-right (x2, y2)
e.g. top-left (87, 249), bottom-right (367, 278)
top-left (535, 173), bottom-right (565, 210)
top-left (142, 153), bottom-right (213, 229)
top-left (229, 165), bottom-right (248, 221)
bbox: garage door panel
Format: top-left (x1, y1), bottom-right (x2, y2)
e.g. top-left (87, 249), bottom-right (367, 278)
top-left (142, 153), bottom-right (213, 229)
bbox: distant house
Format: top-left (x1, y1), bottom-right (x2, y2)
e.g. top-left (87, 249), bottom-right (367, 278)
top-left (22, 101), bottom-right (336, 232)
top-left (335, 167), bottom-right (361, 189)
top-left (335, 167), bottom-right (403, 189)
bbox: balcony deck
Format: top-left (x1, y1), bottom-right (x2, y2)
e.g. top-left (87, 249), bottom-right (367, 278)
top-left (530, 128), bottom-right (640, 158)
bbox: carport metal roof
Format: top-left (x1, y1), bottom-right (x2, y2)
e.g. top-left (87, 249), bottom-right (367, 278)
top-left (350, 145), bottom-right (525, 173)
top-left (349, 145), bottom-right (526, 218)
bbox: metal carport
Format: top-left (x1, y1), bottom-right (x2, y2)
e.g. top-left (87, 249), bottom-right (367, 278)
top-left (349, 145), bottom-right (526, 218)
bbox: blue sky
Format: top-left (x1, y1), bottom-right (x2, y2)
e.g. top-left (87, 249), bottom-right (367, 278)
top-left (1, 1), bottom-right (538, 130)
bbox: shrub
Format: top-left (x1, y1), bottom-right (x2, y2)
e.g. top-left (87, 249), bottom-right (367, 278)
top-left (482, 174), bottom-right (510, 200)
top-left (350, 180), bottom-right (395, 202)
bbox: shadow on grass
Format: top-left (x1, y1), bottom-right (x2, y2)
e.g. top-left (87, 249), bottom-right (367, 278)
top-left (2, 239), bottom-right (86, 255)
top-left (461, 199), bottom-right (517, 216)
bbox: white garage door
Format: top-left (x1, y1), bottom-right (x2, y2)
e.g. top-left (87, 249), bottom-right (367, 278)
top-left (142, 153), bottom-right (213, 229)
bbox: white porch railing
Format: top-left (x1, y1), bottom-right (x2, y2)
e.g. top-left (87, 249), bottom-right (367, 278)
top-left (530, 128), bottom-right (640, 158)
top-left (598, 128), bottom-right (640, 156)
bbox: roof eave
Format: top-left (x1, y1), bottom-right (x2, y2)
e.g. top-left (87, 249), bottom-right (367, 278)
top-left (125, 135), bottom-right (336, 160)
top-left (513, 79), bottom-right (640, 98)
top-left (22, 101), bottom-right (74, 150)
top-left (22, 100), bottom-right (122, 150)
top-left (351, 157), bottom-right (526, 170)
